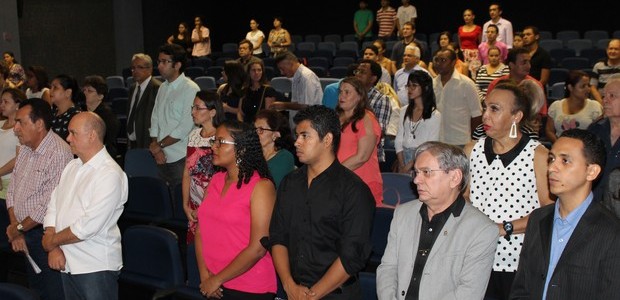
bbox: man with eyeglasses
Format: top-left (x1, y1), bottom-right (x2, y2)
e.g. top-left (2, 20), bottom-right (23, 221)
top-left (432, 48), bottom-right (481, 147)
top-left (377, 141), bottom-right (497, 300)
top-left (393, 45), bottom-right (429, 106)
top-left (149, 44), bottom-right (199, 187)
top-left (127, 53), bottom-right (160, 149)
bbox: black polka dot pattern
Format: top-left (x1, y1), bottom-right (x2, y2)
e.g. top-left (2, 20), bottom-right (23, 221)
top-left (470, 137), bottom-right (541, 272)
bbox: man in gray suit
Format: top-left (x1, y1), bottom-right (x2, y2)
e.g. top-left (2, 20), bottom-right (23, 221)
top-left (127, 53), bottom-right (160, 149)
top-left (377, 141), bottom-right (498, 300)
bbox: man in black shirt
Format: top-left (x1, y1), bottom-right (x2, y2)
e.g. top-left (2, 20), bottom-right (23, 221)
top-left (376, 141), bottom-right (497, 300)
top-left (270, 105), bottom-right (375, 299)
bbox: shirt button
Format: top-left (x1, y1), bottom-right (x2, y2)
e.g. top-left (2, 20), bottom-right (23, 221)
top-left (428, 228), bottom-right (433, 232)
top-left (559, 238), bottom-right (564, 242)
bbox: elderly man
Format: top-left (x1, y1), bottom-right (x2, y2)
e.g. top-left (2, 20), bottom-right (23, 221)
top-left (6, 98), bottom-right (73, 300)
top-left (235, 39), bottom-right (262, 69)
top-left (270, 105), bottom-right (375, 299)
top-left (42, 112), bottom-right (128, 300)
top-left (393, 45), bottom-right (429, 106)
top-left (377, 141), bottom-right (498, 300)
top-left (127, 53), bottom-right (160, 149)
top-left (511, 129), bottom-right (620, 300)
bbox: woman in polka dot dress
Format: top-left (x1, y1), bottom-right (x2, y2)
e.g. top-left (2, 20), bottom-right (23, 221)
top-left (464, 82), bottom-right (554, 300)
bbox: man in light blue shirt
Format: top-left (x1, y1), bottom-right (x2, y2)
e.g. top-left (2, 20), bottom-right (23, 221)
top-left (511, 129), bottom-right (620, 300)
top-left (149, 44), bottom-right (199, 187)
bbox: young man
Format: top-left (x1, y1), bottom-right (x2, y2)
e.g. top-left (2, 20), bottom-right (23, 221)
top-left (270, 105), bottom-right (375, 299)
top-left (522, 26), bottom-right (552, 87)
top-left (376, 0), bottom-right (397, 41)
top-left (511, 129), bottom-right (620, 300)
top-left (481, 3), bottom-right (513, 48)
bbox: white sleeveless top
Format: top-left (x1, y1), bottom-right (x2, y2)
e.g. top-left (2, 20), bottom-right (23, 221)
top-left (26, 87), bottom-right (49, 99)
top-left (470, 136), bottom-right (541, 272)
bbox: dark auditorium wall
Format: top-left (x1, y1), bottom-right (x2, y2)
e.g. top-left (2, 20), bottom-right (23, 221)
top-left (18, 0), bottom-right (116, 83)
top-left (143, 1), bottom-right (619, 57)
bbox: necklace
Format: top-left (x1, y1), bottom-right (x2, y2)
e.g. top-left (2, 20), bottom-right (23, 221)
top-left (410, 119), bottom-right (421, 139)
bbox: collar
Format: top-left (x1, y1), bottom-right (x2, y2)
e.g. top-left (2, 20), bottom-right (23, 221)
top-left (31, 130), bottom-right (58, 154)
top-left (554, 192), bottom-right (593, 224)
top-left (483, 134), bottom-right (530, 167)
top-left (419, 194), bottom-right (466, 219)
top-left (77, 147), bottom-right (109, 168)
top-left (138, 76), bottom-right (152, 90)
top-left (167, 72), bottom-right (187, 88)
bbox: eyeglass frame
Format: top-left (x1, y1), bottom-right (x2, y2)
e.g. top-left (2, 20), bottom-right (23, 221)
top-left (256, 127), bottom-right (277, 135)
top-left (191, 105), bottom-right (210, 111)
top-left (412, 168), bottom-right (448, 178)
top-left (209, 138), bottom-right (236, 147)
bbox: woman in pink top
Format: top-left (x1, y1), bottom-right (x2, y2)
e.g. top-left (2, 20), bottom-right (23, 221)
top-left (196, 120), bottom-right (276, 299)
top-left (336, 77), bottom-right (384, 206)
top-left (458, 9), bottom-right (483, 74)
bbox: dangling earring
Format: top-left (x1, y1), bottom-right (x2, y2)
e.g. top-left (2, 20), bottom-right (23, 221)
top-left (509, 121), bottom-right (518, 139)
top-left (236, 157), bottom-right (242, 166)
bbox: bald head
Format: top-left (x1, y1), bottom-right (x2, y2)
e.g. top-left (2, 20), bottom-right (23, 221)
top-left (80, 112), bottom-right (106, 143)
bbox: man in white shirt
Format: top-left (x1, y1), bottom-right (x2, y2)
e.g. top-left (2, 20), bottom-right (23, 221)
top-left (396, 0), bottom-right (417, 36)
top-left (481, 3), bottom-right (514, 49)
top-left (432, 48), bottom-right (482, 147)
top-left (42, 112), bottom-right (128, 300)
top-left (393, 45), bottom-right (429, 106)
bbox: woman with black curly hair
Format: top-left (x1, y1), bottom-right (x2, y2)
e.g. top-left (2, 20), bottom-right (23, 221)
top-left (195, 120), bottom-right (276, 300)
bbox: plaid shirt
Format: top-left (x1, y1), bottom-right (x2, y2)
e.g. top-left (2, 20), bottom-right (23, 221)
top-left (368, 87), bottom-right (392, 162)
top-left (6, 131), bottom-right (73, 224)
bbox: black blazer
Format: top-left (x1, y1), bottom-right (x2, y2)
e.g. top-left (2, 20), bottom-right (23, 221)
top-left (127, 77), bottom-right (161, 149)
top-left (510, 200), bottom-right (620, 300)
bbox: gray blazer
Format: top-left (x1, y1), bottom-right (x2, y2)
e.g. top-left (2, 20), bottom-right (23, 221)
top-left (376, 198), bottom-right (498, 300)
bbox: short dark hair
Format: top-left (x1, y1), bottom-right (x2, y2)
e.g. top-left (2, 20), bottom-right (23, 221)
top-left (19, 98), bottom-right (53, 130)
top-left (523, 25), bottom-right (540, 36)
top-left (559, 129), bottom-right (606, 177)
top-left (27, 66), bottom-right (49, 90)
top-left (491, 82), bottom-right (532, 126)
top-left (564, 70), bottom-right (589, 98)
top-left (239, 39), bottom-right (254, 51)
top-left (159, 43), bottom-right (188, 72)
top-left (83, 75), bottom-right (108, 98)
top-left (274, 51), bottom-right (297, 65)
top-left (53, 74), bottom-right (84, 105)
top-left (358, 59), bottom-right (382, 85)
top-left (294, 105), bottom-right (341, 154)
top-left (506, 47), bottom-right (530, 65)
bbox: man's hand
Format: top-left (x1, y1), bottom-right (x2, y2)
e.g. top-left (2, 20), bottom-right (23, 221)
top-left (48, 247), bottom-right (66, 271)
top-left (6, 223), bottom-right (20, 242)
top-left (285, 282), bottom-right (314, 300)
top-left (42, 229), bottom-right (56, 252)
top-left (10, 234), bottom-right (27, 253)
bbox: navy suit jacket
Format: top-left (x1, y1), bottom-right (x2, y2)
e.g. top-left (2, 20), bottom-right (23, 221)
top-left (510, 200), bottom-right (620, 300)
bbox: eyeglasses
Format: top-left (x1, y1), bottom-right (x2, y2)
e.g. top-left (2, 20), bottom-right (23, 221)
top-left (256, 127), bottom-right (276, 135)
top-left (413, 168), bottom-right (447, 178)
top-left (157, 59), bottom-right (174, 65)
top-left (209, 138), bottom-right (236, 147)
top-left (81, 88), bottom-right (97, 94)
top-left (191, 105), bottom-right (209, 111)
top-left (432, 57), bottom-right (449, 64)
top-left (131, 65), bottom-right (150, 70)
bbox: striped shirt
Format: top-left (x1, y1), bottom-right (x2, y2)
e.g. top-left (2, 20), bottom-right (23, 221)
top-left (368, 87), bottom-right (392, 162)
top-left (6, 130), bottom-right (73, 224)
top-left (376, 7), bottom-right (397, 38)
top-left (474, 63), bottom-right (510, 103)
top-left (590, 61), bottom-right (620, 91)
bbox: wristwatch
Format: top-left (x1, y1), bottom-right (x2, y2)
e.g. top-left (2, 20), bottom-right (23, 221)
top-left (16, 223), bottom-right (24, 234)
top-left (159, 141), bottom-right (165, 148)
top-left (503, 221), bottom-right (513, 241)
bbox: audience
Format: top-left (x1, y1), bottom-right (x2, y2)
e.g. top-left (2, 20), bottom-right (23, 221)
top-left (183, 90), bottom-right (224, 244)
top-left (2, 51), bottom-right (25, 89)
top-left (191, 15), bottom-right (211, 59)
top-left (0, 88), bottom-right (24, 199)
top-left (235, 39), bottom-right (261, 70)
top-left (396, 0), bottom-right (417, 35)
top-left (6, 98), bottom-right (73, 300)
top-left (394, 71), bottom-right (441, 174)
top-left (465, 82), bottom-right (553, 300)
top-left (127, 53), bottom-right (161, 149)
top-left (362, 45), bottom-right (392, 85)
top-left (246, 19), bottom-right (265, 58)
top-left (353, 0), bottom-right (374, 48)
top-left (24, 66), bottom-right (50, 103)
top-left (522, 25), bottom-right (552, 87)
top-left (336, 77), bottom-right (383, 206)
top-left (149, 43), bottom-right (199, 187)
top-left (478, 24), bottom-right (508, 65)
top-left (590, 38), bottom-right (620, 103)
top-left (267, 17), bottom-right (291, 58)
top-left (217, 60), bottom-right (247, 120)
top-left (270, 105), bottom-right (375, 299)
top-left (546, 70), bottom-right (603, 143)
top-left (50, 74), bottom-right (83, 142)
top-left (391, 21), bottom-right (428, 68)
top-left (373, 39), bottom-right (397, 76)
top-left (393, 45), bottom-right (429, 106)
top-left (238, 60), bottom-right (277, 123)
top-left (81, 75), bottom-right (120, 158)
top-left (475, 45), bottom-right (510, 103)
top-left (196, 120), bottom-right (276, 299)
top-left (167, 22), bottom-right (193, 54)
top-left (458, 8), bottom-right (483, 74)
top-left (376, 0), bottom-right (397, 41)
top-left (254, 109), bottom-right (295, 188)
top-left (481, 3), bottom-right (513, 48)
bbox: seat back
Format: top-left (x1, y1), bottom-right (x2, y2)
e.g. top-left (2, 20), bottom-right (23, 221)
top-left (360, 272), bottom-right (378, 300)
top-left (124, 149), bottom-right (159, 178)
top-left (556, 30), bottom-right (580, 46)
top-left (319, 78), bottom-right (340, 91)
top-left (539, 39), bottom-right (563, 52)
top-left (106, 75), bottom-right (125, 90)
top-left (124, 177), bottom-right (173, 222)
top-left (369, 207), bottom-right (395, 267)
top-left (566, 39), bottom-right (593, 56)
top-left (107, 87), bottom-right (129, 103)
top-left (580, 48), bottom-right (606, 66)
top-left (307, 57), bottom-right (329, 69)
top-left (596, 38), bottom-right (612, 50)
top-left (324, 34), bottom-right (342, 45)
top-left (296, 42), bottom-right (316, 52)
top-left (305, 34), bottom-right (322, 46)
top-left (548, 68), bottom-right (569, 87)
top-left (549, 82), bottom-right (566, 101)
top-left (184, 66), bottom-right (205, 80)
top-left (270, 77), bottom-right (293, 96)
top-left (583, 30), bottom-right (609, 45)
top-left (560, 57), bottom-right (590, 70)
top-left (112, 97), bottom-right (128, 117)
top-left (538, 31), bottom-right (553, 40)
top-left (194, 76), bottom-right (216, 91)
top-left (328, 66), bottom-right (350, 78)
top-left (333, 57), bottom-right (355, 67)
top-left (381, 172), bottom-right (417, 208)
top-left (120, 225), bottom-right (184, 290)
top-left (221, 43), bottom-right (238, 56)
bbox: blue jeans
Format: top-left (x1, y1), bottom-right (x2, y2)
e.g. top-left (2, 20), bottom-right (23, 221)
top-left (23, 226), bottom-right (65, 300)
top-left (61, 270), bottom-right (120, 300)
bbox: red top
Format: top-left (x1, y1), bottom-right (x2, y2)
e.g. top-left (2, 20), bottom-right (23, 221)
top-left (458, 25), bottom-right (483, 50)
